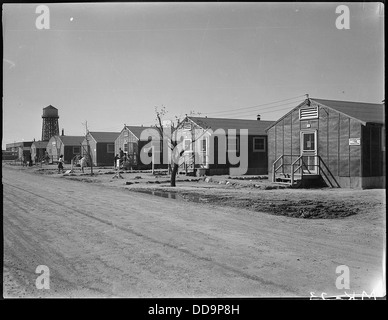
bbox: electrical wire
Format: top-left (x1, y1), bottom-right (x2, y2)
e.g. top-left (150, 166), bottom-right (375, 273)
top-left (200, 94), bottom-right (306, 116)
top-left (199, 98), bottom-right (305, 118)
top-left (90, 95), bottom-right (307, 130)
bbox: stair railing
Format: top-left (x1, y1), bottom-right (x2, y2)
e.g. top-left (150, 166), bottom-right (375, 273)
top-left (272, 154), bottom-right (284, 182)
top-left (178, 152), bottom-right (195, 175)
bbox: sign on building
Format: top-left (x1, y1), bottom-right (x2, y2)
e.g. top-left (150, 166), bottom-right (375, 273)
top-left (349, 138), bottom-right (361, 146)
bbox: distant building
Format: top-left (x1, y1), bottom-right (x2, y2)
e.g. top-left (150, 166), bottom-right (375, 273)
top-left (175, 116), bottom-right (275, 175)
top-left (31, 141), bottom-right (49, 162)
top-left (81, 131), bottom-right (120, 166)
top-left (267, 98), bottom-right (385, 188)
top-left (46, 135), bottom-right (84, 163)
top-left (115, 125), bottom-right (164, 169)
top-left (2, 150), bottom-right (18, 160)
top-left (5, 141), bottom-right (33, 160)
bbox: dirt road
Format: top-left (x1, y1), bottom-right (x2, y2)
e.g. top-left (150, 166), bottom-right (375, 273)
top-left (3, 165), bottom-right (385, 298)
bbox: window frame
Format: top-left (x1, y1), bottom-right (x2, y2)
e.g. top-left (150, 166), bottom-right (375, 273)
top-left (183, 138), bottom-right (192, 152)
top-left (73, 146), bottom-right (81, 154)
top-left (107, 143), bottom-right (115, 153)
top-left (253, 137), bottom-right (266, 152)
top-left (301, 131), bottom-right (317, 152)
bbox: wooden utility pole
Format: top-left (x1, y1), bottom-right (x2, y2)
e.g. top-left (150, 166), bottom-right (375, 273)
top-left (151, 145), bottom-right (155, 174)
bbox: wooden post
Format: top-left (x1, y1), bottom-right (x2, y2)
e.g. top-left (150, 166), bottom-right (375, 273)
top-left (272, 162), bottom-right (276, 182)
top-left (191, 122), bottom-right (195, 174)
top-left (151, 146), bottom-right (155, 174)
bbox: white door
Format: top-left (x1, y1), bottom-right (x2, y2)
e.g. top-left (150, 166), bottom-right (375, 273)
top-left (300, 131), bottom-right (318, 174)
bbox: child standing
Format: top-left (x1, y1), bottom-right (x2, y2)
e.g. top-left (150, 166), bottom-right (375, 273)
top-left (58, 155), bottom-right (64, 173)
top-left (80, 156), bottom-right (87, 173)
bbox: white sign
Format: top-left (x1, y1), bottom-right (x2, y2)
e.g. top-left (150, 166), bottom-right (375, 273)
top-left (349, 138), bottom-right (360, 145)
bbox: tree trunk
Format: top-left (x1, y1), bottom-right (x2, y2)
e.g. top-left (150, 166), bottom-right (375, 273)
top-left (170, 163), bottom-right (179, 187)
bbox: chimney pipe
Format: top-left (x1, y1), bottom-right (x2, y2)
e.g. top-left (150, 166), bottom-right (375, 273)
top-left (257, 114), bottom-right (261, 121)
top-left (61, 128), bottom-right (64, 136)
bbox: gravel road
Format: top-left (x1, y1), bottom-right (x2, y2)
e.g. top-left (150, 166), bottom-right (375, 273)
top-left (3, 165), bottom-right (385, 298)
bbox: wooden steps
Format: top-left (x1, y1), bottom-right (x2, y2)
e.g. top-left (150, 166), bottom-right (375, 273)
top-left (274, 173), bottom-right (321, 188)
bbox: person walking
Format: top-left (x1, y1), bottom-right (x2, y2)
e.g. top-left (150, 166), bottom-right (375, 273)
top-left (28, 153), bottom-right (33, 167)
top-left (58, 155), bottom-right (64, 173)
top-left (114, 154), bottom-right (120, 169)
top-left (80, 155), bottom-right (87, 173)
top-left (44, 151), bottom-right (50, 164)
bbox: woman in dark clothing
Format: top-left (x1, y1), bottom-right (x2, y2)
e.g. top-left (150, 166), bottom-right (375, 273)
top-left (58, 155), bottom-right (64, 173)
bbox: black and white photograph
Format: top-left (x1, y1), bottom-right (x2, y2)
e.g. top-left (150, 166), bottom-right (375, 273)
top-left (2, 1), bottom-right (385, 305)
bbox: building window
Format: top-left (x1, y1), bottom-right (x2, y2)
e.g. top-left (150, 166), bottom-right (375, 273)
top-left (200, 138), bottom-right (208, 166)
top-left (299, 106), bottom-right (318, 120)
top-left (123, 143), bottom-right (128, 152)
top-left (123, 130), bottom-right (129, 137)
top-left (183, 122), bottom-right (191, 131)
top-left (183, 139), bottom-right (192, 151)
top-left (73, 146), bottom-right (81, 154)
top-left (107, 144), bottom-right (114, 153)
top-left (253, 137), bottom-right (266, 152)
top-left (302, 133), bottom-right (316, 151)
top-left (228, 136), bottom-right (240, 152)
top-left (201, 139), bottom-right (207, 152)
top-left (127, 142), bottom-right (137, 154)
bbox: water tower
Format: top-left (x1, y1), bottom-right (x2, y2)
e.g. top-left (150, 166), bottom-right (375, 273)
top-left (41, 105), bottom-right (59, 141)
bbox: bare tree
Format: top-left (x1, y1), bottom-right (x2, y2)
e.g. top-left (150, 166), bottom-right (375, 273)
top-left (154, 106), bottom-right (206, 187)
top-left (82, 121), bottom-right (93, 175)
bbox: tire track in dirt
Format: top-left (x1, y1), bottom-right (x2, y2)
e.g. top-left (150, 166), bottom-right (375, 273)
top-left (4, 181), bottom-right (297, 294)
top-left (3, 166), bottom-right (384, 296)
top-left (3, 191), bottom-right (114, 297)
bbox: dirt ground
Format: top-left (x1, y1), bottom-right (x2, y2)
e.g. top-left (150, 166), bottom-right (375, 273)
top-left (30, 163), bottom-right (386, 220)
top-left (2, 162), bottom-right (386, 298)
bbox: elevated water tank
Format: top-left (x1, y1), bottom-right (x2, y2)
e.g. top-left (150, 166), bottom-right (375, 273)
top-left (41, 105), bottom-right (60, 141)
top-left (42, 105), bottom-right (59, 118)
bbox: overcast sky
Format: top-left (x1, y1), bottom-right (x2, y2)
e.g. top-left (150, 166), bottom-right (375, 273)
top-left (2, 2), bottom-right (384, 148)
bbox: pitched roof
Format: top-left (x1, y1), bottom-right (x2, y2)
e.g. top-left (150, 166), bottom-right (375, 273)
top-left (31, 141), bottom-right (48, 148)
top-left (88, 132), bottom-right (120, 143)
top-left (311, 98), bottom-right (384, 124)
top-left (124, 126), bottom-right (158, 139)
top-left (187, 116), bottom-right (275, 135)
top-left (57, 135), bottom-right (85, 145)
top-left (43, 105), bottom-right (57, 110)
top-left (266, 98), bottom-right (385, 130)
top-left (6, 141), bottom-right (34, 148)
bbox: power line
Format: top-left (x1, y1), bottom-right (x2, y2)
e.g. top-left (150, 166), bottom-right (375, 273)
top-left (200, 98), bottom-right (305, 118)
top-left (200, 94), bottom-right (306, 116)
top-left (89, 95), bottom-right (307, 129)
top-left (231, 104), bottom-right (301, 117)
